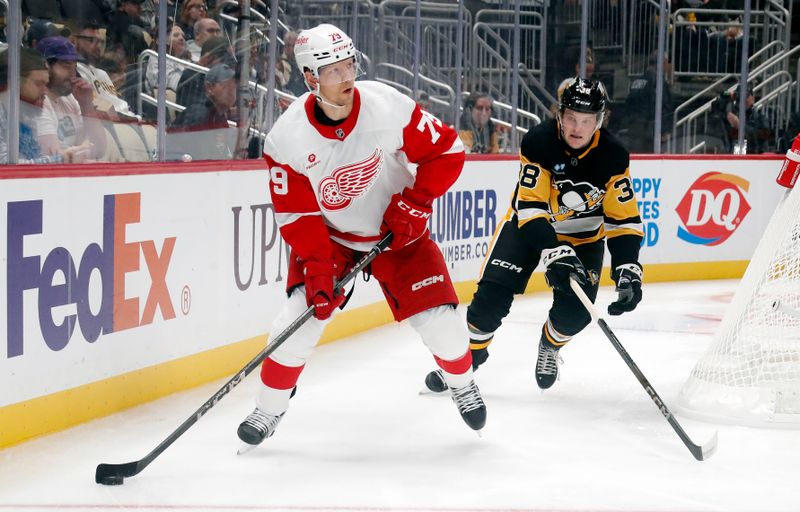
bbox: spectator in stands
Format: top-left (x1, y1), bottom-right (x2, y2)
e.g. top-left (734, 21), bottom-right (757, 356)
top-left (19, 0), bottom-right (63, 23)
top-left (186, 18), bottom-right (222, 62)
top-left (36, 36), bottom-right (107, 160)
top-left (179, 0), bottom-right (209, 41)
top-left (25, 20), bottom-right (60, 49)
top-left (458, 91), bottom-right (502, 154)
top-left (278, 31), bottom-right (307, 97)
top-left (176, 35), bottom-right (233, 108)
top-left (723, 86), bottom-right (771, 154)
top-left (59, 0), bottom-right (114, 26)
top-left (70, 20), bottom-right (139, 119)
top-left (139, 0), bottom-right (157, 31)
top-left (145, 24), bottom-right (190, 103)
top-left (98, 53), bottom-right (127, 94)
top-left (171, 62), bottom-right (236, 133)
top-left (0, 48), bottom-right (85, 163)
top-left (620, 51), bottom-right (674, 153)
top-left (108, 0), bottom-right (148, 50)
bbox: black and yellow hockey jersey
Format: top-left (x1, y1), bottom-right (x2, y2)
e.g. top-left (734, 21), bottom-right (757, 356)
top-left (512, 118), bottom-right (643, 267)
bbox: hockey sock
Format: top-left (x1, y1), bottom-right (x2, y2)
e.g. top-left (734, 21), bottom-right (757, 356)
top-left (542, 318), bottom-right (572, 349)
top-left (434, 350), bottom-right (473, 389)
top-left (468, 323), bottom-right (493, 369)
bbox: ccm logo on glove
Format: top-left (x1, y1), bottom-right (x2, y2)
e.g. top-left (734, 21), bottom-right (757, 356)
top-left (541, 245), bottom-right (588, 293)
top-left (381, 192), bottom-right (433, 250)
top-left (397, 199), bottom-right (432, 219)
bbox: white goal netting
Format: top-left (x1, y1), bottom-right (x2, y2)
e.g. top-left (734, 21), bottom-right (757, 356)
top-left (677, 184), bottom-right (800, 427)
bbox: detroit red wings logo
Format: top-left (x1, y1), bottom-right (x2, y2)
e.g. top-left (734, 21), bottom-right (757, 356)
top-left (318, 149), bottom-right (383, 211)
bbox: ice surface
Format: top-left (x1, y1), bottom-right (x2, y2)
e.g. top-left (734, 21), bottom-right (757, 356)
top-left (2, 280), bottom-right (799, 512)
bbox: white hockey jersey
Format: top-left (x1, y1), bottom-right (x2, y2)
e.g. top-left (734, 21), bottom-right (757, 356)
top-left (263, 81), bottom-right (464, 258)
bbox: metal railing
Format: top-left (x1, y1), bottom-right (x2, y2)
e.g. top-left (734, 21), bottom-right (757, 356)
top-left (670, 40), bottom-right (785, 152)
top-left (471, 12), bottom-right (546, 123)
top-left (672, 43), bottom-right (800, 154)
top-left (374, 62), bottom-right (457, 123)
top-left (671, 8), bottom-right (777, 80)
top-left (377, 1), bottom-right (470, 92)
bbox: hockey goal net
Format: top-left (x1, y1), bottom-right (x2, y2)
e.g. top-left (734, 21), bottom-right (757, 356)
top-left (677, 182), bottom-right (800, 427)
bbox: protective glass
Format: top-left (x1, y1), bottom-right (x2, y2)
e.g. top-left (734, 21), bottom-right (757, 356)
top-left (317, 56), bottom-right (363, 86)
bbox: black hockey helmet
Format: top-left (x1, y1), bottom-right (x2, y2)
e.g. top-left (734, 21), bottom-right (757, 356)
top-left (559, 77), bottom-right (607, 114)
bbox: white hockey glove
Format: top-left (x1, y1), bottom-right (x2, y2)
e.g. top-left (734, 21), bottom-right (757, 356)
top-left (541, 245), bottom-right (588, 293)
top-left (608, 263), bottom-right (643, 316)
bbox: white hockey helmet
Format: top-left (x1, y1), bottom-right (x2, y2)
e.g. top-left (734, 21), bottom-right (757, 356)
top-left (294, 24), bottom-right (357, 81)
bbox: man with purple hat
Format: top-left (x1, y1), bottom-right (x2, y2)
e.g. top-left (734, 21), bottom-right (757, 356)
top-left (36, 36), bottom-right (107, 161)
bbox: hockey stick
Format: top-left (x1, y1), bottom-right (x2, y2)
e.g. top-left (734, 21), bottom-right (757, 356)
top-left (569, 278), bottom-right (718, 461)
top-left (96, 234), bottom-right (393, 485)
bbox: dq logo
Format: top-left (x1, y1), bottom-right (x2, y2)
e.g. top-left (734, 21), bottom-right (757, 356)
top-left (675, 172), bottom-right (751, 246)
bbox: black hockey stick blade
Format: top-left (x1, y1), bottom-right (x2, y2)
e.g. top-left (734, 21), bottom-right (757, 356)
top-left (95, 461), bottom-right (139, 484)
top-left (569, 278), bottom-right (719, 461)
top-left (95, 234), bottom-right (393, 484)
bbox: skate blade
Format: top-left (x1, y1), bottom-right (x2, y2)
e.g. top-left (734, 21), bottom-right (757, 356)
top-left (475, 429), bottom-right (483, 439)
top-left (418, 387), bottom-right (447, 396)
top-left (237, 442), bottom-right (258, 455)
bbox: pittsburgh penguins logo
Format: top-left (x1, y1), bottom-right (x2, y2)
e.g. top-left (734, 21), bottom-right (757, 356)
top-left (552, 179), bottom-right (604, 220)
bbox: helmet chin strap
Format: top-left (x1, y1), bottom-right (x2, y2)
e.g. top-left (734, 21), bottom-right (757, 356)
top-left (314, 83), bottom-right (347, 110)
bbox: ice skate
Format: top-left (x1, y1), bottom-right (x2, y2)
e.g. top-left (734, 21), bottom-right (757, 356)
top-left (535, 339), bottom-right (563, 389)
top-left (421, 369), bottom-right (448, 394)
top-left (421, 346), bottom-right (489, 395)
top-left (449, 379), bottom-right (487, 432)
top-left (236, 408), bottom-right (284, 454)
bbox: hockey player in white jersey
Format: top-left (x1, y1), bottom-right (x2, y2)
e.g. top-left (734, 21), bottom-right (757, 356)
top-left (237, 23), bottom-right (487, 450)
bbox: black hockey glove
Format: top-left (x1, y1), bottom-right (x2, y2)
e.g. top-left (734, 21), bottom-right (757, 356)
top-left (541, 245), bottom-right (588, 293)
top-left (608, 263), bottom-right (643, 316)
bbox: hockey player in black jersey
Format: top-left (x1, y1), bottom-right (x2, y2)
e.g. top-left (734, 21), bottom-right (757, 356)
top-left (426, 77), bottom-right (644, 392)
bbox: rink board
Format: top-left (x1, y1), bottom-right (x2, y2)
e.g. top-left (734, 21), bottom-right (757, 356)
top-left (0, 155), bottom-right (785, 447)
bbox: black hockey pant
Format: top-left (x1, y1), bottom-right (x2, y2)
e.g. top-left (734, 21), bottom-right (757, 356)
top-left (467, 220), bottom-right (605, 339)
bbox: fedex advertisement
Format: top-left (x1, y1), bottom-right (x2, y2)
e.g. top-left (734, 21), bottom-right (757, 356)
top-left (6, 193), bottom-right (177, 357)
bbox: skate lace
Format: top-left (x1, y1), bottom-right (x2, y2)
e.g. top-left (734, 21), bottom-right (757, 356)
top-left (450, 380), bottom-right (485, 414)
top-left (243, 409), bottom-right (282, 436)
top-left (536, 344), bottom-right (563, 376)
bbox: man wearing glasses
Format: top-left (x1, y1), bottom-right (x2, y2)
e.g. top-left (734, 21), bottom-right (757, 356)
top-left (69, 21), bottom-right (138, 120)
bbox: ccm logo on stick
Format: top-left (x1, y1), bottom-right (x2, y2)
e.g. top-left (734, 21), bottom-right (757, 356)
top-left (411, 275), bottom-right (444, 291)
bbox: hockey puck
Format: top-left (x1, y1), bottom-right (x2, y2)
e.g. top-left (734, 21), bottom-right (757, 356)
top-left (99, 475), bottom-right (124, 486)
